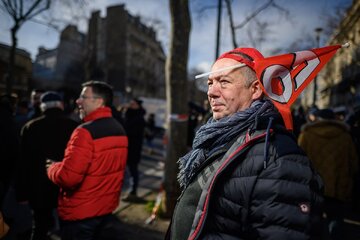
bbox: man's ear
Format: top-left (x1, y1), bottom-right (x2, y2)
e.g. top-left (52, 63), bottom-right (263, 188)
top-left (251, 80), bottom-right (263, 100)
top-left (98, 98), bottom-right (106, 107)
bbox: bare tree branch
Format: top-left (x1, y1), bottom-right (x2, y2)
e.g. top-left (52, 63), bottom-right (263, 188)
top-left (234, 0), bottom-right (273, 30)
top-left (22, 0), bottom-right (43, 19)
top-left (39, 0), bottom-right (89, 31)
top-left (14, 0), bottom-right (18, 16)
top-left (29, 17), bottom-right (61, 32)
top-left (271, 2), bottom-right (290, 19)
top-left (224, 0), bottom-right (237, 48)
top-left (321, 3), bottom-right (348, 38)
top-left (1, 0), bottom-right (52, 27)
top-left (2, 0), bottom-right (16, 18)
top-left (197, 4), bottom-right (217, 15)
top-left (19, 0), bottom-right (23, 17)
top-left (23, 0), bottom-right (51, 23)
top-left (246, 19), bottom-right (271, 49)
top-left (192, 0), bottom-right (217, 21)
top-left (141, 16), bottom-right (167, 39)
top-left (0, 0), bottom-right (88, 94)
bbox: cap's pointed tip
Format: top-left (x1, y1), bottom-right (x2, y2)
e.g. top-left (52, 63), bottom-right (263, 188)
top-left (342, 42), bottom-right (350, 48)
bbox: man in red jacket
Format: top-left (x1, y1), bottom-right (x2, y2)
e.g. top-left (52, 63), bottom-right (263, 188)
top-left (46, 81), bottom-right (128, 240)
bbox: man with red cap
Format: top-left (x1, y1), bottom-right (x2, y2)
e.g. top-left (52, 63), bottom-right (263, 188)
top-left (166, 48), bottom-right (324, 239)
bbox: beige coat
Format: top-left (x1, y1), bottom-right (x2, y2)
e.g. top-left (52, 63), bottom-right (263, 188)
top-left (298, 120), bottom-right (358, 202)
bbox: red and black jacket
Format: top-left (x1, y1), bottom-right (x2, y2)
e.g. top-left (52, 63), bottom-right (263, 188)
top-left (47, 107), bottom-right (128, 221)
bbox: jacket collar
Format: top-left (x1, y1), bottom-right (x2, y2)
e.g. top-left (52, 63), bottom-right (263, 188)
top-left (83, 107), bottom-right (112, 122)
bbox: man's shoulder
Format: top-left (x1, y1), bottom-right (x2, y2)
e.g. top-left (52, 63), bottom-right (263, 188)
top-left (80, 116), bottom-right (121, 128)
top-left (243, 127), bottom-right (303, 157)
top-left (271, 130), bottom-right (303, 153)
top-left (21, 115), bottom-right (46, 131)
top-left (28, 114), bottom-right (77, 126)
top-left (79, 117), bottom-right (126, 139)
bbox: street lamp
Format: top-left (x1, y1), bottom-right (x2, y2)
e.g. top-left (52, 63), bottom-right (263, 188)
top-left (312, 27), bottom-right (323, 106)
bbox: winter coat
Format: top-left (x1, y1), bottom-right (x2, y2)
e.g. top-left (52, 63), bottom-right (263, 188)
top-left (124, 108), bottom-right (146, 164)
top-left (169, 121), bottom-right (324, 240)
top-left (16, 108), bottom-right (78, 209)
top-left (0, 104), bottom-right (18, 205)
top-left (298, 119), bottom-right (358, 202)
top-left (47, 107), bottom-right (128, 221)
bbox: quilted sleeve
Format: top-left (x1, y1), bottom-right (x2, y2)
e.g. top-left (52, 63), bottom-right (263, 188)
top-left (47, 127), bottom-right (93, 189)
top-left (249, 137), bottom-right (324, 239)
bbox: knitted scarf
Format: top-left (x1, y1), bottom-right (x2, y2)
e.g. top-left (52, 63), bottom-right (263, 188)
top-left (178, 99), bottom-right (276, 188)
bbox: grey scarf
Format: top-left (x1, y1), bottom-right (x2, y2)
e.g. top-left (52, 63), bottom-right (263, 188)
top-left (178, 99), bottom-right (276, 188)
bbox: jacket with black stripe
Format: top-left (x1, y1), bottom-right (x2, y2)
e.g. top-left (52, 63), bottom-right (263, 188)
top-left (47, 107), bottom-right (128, 221)
top-left (169, 116), bottom-right (324, 240)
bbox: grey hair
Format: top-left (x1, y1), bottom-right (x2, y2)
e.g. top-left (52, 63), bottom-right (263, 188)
top-left (40, 101), bottom-right (64, 112)
top-left (227, 51), bottom-right (258, 88)
top-left (241, 66), bottom-right (258, 88)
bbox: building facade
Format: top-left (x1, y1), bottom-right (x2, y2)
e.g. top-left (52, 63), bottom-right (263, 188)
top-left (0, 43), bottom-right (32, 98)
top-left (302, 0), bottom-right (360, 110)
top-left (33, 25), bottom-right (86, 93)
top-left (86, 4), bottom-right (166, 101)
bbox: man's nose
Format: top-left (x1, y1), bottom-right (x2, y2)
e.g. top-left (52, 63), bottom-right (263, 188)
top-left (207, 82), bottom-right (220, 98)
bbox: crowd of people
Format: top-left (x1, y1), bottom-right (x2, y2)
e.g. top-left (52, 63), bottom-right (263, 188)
top-left (294, 104), bottom-right (360, 239)
top-left (0, 81), bottom-right (155, 239)
top-left (0, 47), bottom-right (360, 240)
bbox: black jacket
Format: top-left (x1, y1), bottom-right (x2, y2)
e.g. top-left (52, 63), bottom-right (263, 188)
top-left (169, 120), bottom-right (324, 240)
top-left (16, 108), bottom-right (78, 209)
top-left (124, 108), bottom-right (146, 164)
top-left (0, 103), bottom-right (18, 205)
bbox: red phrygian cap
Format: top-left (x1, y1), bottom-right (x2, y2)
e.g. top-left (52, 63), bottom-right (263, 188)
top-left (217, 44), bottom-right (345, 130)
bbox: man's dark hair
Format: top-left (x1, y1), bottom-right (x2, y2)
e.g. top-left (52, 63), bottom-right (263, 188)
top-left (82, 80), bottom-right (113, 107)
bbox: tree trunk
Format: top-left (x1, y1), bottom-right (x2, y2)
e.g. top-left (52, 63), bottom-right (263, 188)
top-left (6, 25), bottom-right (18, 95)
top-left (215, 0), bottom-right (222, 60)
top-left (163, 0), bottom-right (191, 217)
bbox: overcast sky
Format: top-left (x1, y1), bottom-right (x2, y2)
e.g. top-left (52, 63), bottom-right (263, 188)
top-left (0, 0), bottom-right (353, 72)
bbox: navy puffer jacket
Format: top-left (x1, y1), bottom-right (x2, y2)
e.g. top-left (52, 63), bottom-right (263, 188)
top-left (201, 131), bottom-right (324, 239)
top-left (169, 123), bottom-right (324, 240)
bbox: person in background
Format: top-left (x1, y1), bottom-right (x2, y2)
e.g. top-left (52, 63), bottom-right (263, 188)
top-left (144, 113), bottom-right (156, 147)
top-left (199, 99), bottom-right (212, 126)
top-left (187, 103), bottom-right (200, 148)
top-left (16, 91), bottom-right (78, 239)
top-left (298, 108), bottom-right (358, 239)
top-left (292, 105), bottom-right (307, 140)
top-left (346, 103), bottom-right (360, 213)
top-left (46, 81), bottom-right (128, 240)
top-left (111, 105), bottom-right (124, 125)
top-left (28, 89), bottom-right (45, 120)
top-left (0, 94), bottom-right (19, 206)
top-left (166, 47), bottom-right (324, 239)
top-left (14, 99), bottom-right (30, 136)
top-left (333, 105), bottom-right (348, 122)
top-left (122, 98), bottom-right (146, 201)
top-left (306, 105), bottom-right (319, 123)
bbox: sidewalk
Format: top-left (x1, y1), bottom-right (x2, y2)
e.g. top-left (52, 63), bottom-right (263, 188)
top-left (114, 137), bottom-right (170, 239)
top-left (114, 191), bottom-right (170, 240)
